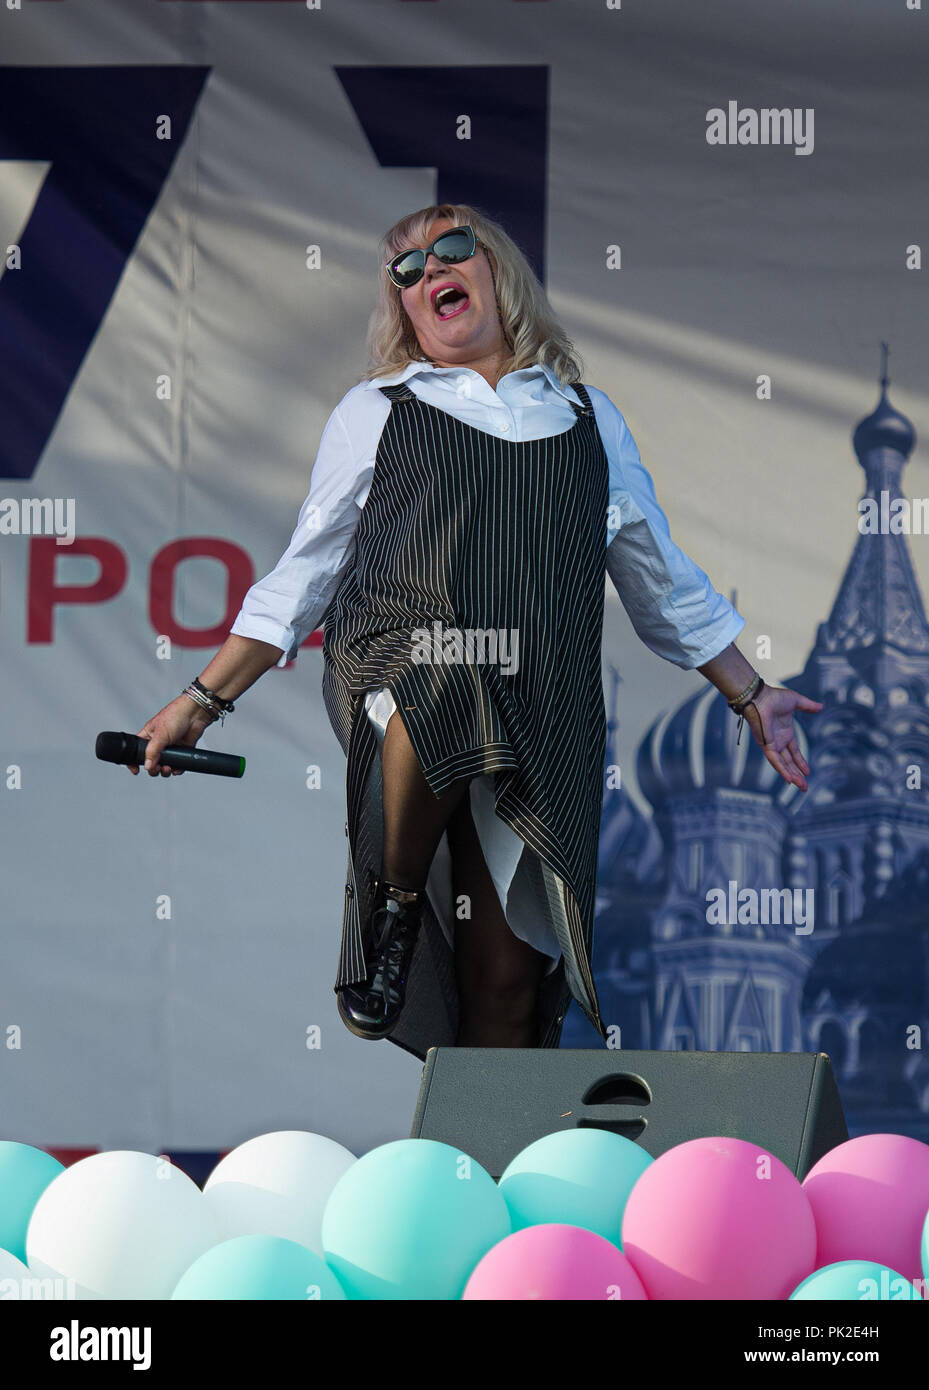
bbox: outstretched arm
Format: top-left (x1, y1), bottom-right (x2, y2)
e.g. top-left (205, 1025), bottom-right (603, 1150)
top-left (697, 643), bottom-right (823, 792)
top-left (129, 392), bottom-right (379, 775)
top-left (589, 386), bottom-right (823, 790)
top-left (130, 635), bottom-right (288, 775)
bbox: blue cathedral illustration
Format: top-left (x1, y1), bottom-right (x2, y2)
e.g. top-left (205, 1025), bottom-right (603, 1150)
top-left (569, 351), bottom-right (929, 1142)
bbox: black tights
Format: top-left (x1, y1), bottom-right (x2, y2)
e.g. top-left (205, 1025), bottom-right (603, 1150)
top-left (377, 708), bottom-right (548, 1046)
top-left (379, 710), bottom-right (470, 892)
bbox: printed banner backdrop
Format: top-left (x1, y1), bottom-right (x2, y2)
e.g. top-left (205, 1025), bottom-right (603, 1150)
top-left (1, 0), bottom-right (928, 1163)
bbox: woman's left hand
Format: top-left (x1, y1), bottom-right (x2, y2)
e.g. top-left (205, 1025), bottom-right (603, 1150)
top-left (740, 684), bottom-right (824, 791)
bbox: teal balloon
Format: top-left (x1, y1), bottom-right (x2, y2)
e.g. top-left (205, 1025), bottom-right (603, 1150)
top-left (0, 1142), bottom-right (64, 1262)
top-left (172, 1235), bottom-right (345, 1300)
top-left (321, 1139), bottom-right (510, 1300)
top-left (498, 1129), bottom-right (653, 1246)
top-left (790, 1260), bottom-right (922, 1300)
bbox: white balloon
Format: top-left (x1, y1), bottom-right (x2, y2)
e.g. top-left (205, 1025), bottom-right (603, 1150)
top-left (26, 1151), bottom-right (220, 1300)
top-left (203, 1130), bottom-right (356, 1255)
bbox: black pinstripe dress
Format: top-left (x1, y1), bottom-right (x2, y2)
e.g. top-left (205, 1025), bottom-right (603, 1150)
top-left (321, 380), bottom-right (610, 1059)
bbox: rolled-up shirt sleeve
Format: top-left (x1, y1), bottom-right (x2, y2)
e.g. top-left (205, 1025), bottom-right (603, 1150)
top-left (590, 387), bottom-right (746, 669)
top-left (229, 403), bottom-right (371, 667)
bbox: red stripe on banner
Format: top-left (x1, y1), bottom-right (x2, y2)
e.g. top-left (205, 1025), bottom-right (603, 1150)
top-left (45, 1147), bottom-right (98, 1166)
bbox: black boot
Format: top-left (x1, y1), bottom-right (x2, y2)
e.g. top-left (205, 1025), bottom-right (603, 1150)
top-left (337, 878), bottom-right (425, 1040)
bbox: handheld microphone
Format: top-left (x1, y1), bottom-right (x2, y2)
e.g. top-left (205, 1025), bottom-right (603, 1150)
top-left (95, 731), bottom-right (246, 779)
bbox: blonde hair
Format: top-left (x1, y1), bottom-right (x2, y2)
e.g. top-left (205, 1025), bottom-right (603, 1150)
top-left (363, 203), bottom-right (583, 385)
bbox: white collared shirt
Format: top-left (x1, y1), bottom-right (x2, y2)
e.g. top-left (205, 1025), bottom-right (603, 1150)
top-left (230, 360), bottom-right (745, 666)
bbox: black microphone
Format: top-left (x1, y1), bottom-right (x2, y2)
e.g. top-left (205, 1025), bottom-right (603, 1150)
top-left (95, 731), bottom-right (246, 779)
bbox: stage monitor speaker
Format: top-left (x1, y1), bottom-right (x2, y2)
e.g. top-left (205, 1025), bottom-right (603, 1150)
top-left (410, 1048), bottom-right (848, 1181)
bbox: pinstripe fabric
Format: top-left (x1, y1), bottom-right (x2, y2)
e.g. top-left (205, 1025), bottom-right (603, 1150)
top-left (321, 381), bottom-right (610, 1059)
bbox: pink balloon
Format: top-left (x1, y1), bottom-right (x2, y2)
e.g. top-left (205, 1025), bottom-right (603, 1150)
top-left (462, 1223), bottom-right (647, 1301)
top-left (802, 1133), bottom-right (929, 1286)
top-left (621, 1137), bottom-right (816, 1300)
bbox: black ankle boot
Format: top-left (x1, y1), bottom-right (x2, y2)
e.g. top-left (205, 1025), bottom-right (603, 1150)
top-left (337, 878), bottom-right (425, 1040)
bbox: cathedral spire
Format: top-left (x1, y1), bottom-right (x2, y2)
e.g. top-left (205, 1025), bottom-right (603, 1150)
top-left (852, 342), bottom-right (916, 462)
top-left (802, 348), bottom-right (929, 691)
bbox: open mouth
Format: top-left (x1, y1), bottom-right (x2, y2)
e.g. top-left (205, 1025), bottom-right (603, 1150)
top-left (431, 283), bottom-right (470, 319)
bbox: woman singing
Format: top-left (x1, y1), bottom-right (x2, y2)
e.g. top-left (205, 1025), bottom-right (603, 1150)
top-left (128, 203), bottom-right (822, 1061)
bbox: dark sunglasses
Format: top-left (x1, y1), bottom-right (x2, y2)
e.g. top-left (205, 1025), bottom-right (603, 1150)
top-left (385, 225), bottom-right (485, 289)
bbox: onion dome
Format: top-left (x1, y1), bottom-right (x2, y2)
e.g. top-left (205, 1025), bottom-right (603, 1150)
top-left (853, 389), bottom-right (916, 460)
top-left (852, 345), bottom-right (916, 460)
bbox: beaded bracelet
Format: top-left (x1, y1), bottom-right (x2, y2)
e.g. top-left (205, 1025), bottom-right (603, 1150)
top-left (728, 674), bottom-right (767, 746)
top-left (728, 672), bottom-right (762, 712)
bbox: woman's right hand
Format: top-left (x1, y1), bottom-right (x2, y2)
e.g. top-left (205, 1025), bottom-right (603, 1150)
top-left (127, 696), bottom-right (218, 777)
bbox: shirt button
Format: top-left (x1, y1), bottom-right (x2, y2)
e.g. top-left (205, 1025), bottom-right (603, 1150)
top-left (500, 421), bottom-right (510, 433)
